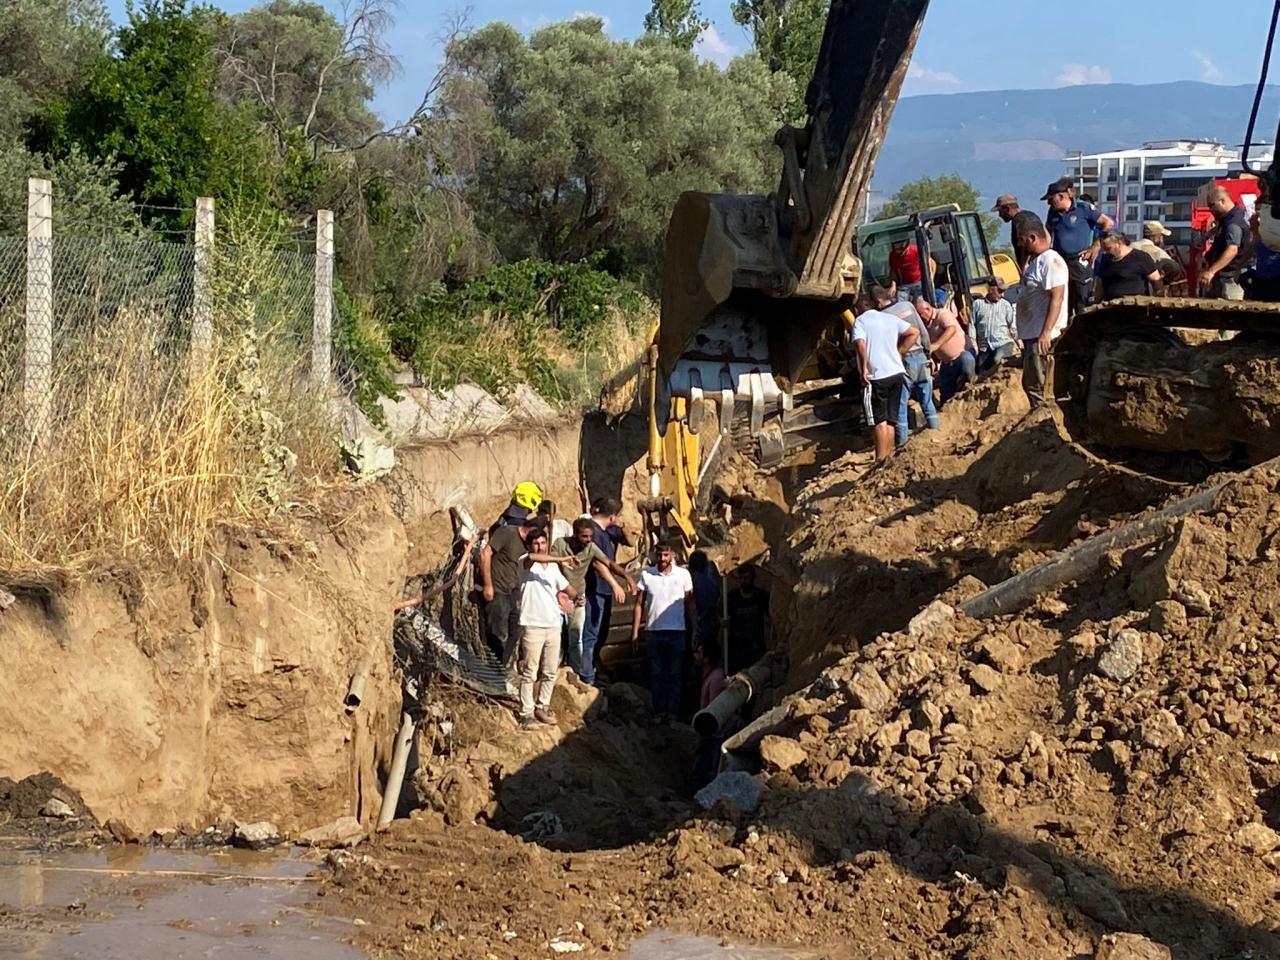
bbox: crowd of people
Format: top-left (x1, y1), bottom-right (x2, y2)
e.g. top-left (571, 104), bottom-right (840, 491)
top-left (851, 173), bottom-right (1279, 460)
top-left (450, 482), bottom-right (769, 730)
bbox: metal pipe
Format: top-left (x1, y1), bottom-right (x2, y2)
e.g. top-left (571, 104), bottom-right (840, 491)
top-left (376, 710), bottom-right (416, 830)
top-left (692, 651), bottom-right (788, 738)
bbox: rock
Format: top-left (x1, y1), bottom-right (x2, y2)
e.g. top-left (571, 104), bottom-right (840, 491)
top-left (1138, 709), bottom-right (1184, 751)
top-left (440, 768), bottom-right (490, 826)
top-left (707, 846), bottom-right (746, 872)
top-left (1066, 630), bottom-right (1099, 662)
top-left (1235, 822), bottom-right (1280, 854)
top-left (975, 635), bottom-right (1024, 673)
top-left (695, 772), bottom-right (764, 814)
top-left (1097, 630), bottom-right (1143, 681)
top-left (1148, 599), bottom-right (1187, 636)
top-left (913, 699), bottom-right (945, 735)
top-left (1097, 933), bottom-right (1172, 960)
top-left (847, 667), bottom-right (892, 713)
top-left (298, 816), bottom-right (365, 849)
top-left (233, 820), bottom-right (280, 849)
top-left (331, 397), bottom-right (395, 478)
top-left (0, 588), bottom-right (14, 610)
top-left (759, 735), bottom-right (808, 772)
top-left (1065, 868), bottom-right (1129, 927)
top-left (967, 663), bottom-right (1002, 694)
top-left (39, 797), bottom-right (74, 819)
top-left (152, 827), bottom-right (178, 844)
top-left (907, 600), bottom-right (955, 638)
top-left (1174, 580), bottom-right (1213, 617)
top-left (1127, 518), bottom-right (1228, 608)
top-left (106, 818), bottom-right (142, 843)
top-left (904, 729), bottom-right (932, 758)
top-left (1036, 596), bottom-right (1069, 618)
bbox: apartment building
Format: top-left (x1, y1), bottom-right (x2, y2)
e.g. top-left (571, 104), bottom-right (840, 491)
top-left (1062, 140), bottom-right (1276, 246)
top-left (1062, 140), bottom-right (1239, 241)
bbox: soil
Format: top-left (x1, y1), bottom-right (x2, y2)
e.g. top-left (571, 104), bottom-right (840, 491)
top-left (0, 486), bottom-right (406, 836)
top-left (324, 367), bottom-right (1280, 959)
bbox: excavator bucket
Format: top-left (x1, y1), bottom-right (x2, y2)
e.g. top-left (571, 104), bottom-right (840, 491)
top-left (657, 0), bottom-right (930, 407)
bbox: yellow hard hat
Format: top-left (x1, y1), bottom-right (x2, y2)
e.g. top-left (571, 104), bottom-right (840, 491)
top-left (512, 481), bottom-right (544, 511)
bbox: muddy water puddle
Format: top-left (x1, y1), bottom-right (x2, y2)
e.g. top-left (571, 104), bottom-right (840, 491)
top-left (0, 840), bottom-right (361, 959)
top-left (625, 931), bottom-right (826, 959)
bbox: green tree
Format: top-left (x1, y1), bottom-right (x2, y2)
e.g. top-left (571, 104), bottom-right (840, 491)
top-left (438, 19), bottom-right (791, 275)
top-left (730, 0), bottom-right (826, 115)
top-left (642, 0), bottom-right (708, 50)
top-left (876, 174), bottom-right (1000, 242)
top-left (214, 0), bottom-right (393, 154)
top-left (0, 0), bottom-right (110, 139)
top-left (46, 0), bottom-right (266, 211)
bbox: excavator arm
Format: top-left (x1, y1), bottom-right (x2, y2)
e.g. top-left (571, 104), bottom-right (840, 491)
top-left (645, 0), bottom-right (930, 546)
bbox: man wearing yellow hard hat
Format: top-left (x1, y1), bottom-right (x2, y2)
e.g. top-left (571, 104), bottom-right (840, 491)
top-left (479, 481), bottom-right (547, 666)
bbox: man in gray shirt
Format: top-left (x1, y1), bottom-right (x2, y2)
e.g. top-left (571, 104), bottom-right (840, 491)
top-left (971, 281), bottom-right (1018, 375)
top-left (873, 284), bottom-right (938, 448)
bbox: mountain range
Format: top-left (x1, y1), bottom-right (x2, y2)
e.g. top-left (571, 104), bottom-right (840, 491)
top-left (872, 81), bottom-right (1280, 228)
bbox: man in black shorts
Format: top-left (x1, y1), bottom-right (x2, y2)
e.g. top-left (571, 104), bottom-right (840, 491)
top-left (851, 295), bottom-right (919, 460)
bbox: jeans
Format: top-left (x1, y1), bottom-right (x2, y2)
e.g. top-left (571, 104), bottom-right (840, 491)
top-left (1021, 339), bottom-right (1052, 409)
top-left (938, 348), bottom-right (977, 403)
top-left (977, 341), bottom-right (1016, 375)
top-left (482, 591), bottom-right (518, 665)
top-left (578, 592), bottom-right (612, 685)
top-left (897, 282), bottom-right (923, 304)
top-left (646, 629), bottom-right (686, 718)
top-left (896, 355), bottom-right (940, 446)
top-left (564, 602), bottom-right (587, 677)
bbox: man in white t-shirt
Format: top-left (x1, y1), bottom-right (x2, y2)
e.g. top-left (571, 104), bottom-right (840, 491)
top-left (851, 296), bottom-right (920, 461)
top-left (516, 528), bottom-right (577, 728)
top-left (630, 542), bottom-right (695, 721)
top-left (1012, 211), bottom-right (1068, 409)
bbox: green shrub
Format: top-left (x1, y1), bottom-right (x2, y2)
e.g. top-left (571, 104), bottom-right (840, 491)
top-left (386, 258), bottom-right (650, 403)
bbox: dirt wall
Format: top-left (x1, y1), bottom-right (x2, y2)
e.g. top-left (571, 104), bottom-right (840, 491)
top-left (0, 489), bottom-right (406, 835)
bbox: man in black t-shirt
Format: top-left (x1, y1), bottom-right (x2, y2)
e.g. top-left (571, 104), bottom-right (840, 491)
top-left (1200, 186), bottom-right (1254, 301)
top-left (725, 564), bottom-right (770, 676)
top-left (1095, 231), bottom-right (1162, 302)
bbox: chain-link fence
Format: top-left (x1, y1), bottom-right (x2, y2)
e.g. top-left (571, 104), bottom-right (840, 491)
top-left (0, 179), bottom-right (334, 450)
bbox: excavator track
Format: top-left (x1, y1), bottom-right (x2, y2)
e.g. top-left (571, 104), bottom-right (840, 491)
top-left (1055, 296), bottom-right (1280, 467)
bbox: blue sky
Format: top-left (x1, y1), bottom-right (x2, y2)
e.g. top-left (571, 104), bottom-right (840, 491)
top-left (104, 0), bottom-right (1272, 122)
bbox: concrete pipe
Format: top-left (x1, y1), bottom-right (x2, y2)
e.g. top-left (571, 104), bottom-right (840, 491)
top-left (344, 654), bottom-right (372, 714)
top-left (376, 710), bottom-right (416, 830)
top-left (692, 651), bottom-right (788, 738)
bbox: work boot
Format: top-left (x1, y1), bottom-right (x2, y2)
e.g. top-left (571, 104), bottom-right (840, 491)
top-left (534, 706), bottom-right (555, 725)
top-left (519, 715), bottom-right (545, 730)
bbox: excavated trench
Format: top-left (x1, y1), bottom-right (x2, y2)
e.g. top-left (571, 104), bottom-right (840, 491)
top-left (316, 365), bottom-right (1280, 960)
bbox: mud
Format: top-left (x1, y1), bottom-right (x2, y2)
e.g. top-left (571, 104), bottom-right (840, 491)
top-left (325, 366), bottom-right (1280, 959)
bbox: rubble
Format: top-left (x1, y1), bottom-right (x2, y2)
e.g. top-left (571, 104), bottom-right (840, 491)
top-left (232, 820), bottom-right (281, 849)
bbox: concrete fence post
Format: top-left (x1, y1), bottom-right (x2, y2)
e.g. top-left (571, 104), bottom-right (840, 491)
top-left (313, 208), bottom-right (333, 387)
top-left (192, 196), bottom-right (215, 363)
top-left (25, 177), bottom-right (52, 447)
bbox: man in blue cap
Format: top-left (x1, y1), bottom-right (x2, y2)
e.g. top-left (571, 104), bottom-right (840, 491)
top-left (1044, 177), bottom-right (1112, 317)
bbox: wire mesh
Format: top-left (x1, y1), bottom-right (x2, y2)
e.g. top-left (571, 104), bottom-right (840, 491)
top-left (0, 230), bottom-right (327, 439)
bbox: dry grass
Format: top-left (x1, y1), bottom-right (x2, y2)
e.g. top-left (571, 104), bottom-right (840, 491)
top-left (0, 237), bottom-right (337, 579)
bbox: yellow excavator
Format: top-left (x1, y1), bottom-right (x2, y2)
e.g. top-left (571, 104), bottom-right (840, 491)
top-left (641, 0), bottom-right (936, 547)
top-left (642, 0), bottom-right (1280, 549)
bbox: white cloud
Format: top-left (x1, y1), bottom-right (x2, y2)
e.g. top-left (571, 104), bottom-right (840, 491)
top-left (1056, 63), bottom-right (1112, 86)
top-left (694, 23), bottom-right (736, 67)
top-left (572, 9), bottom-right (612, 30)
top-left (1191, 49), bottom-right (1223, 83)
top-left (907, 63), bottom-right (961, 86)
